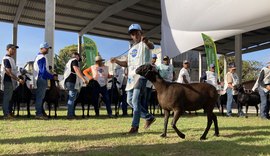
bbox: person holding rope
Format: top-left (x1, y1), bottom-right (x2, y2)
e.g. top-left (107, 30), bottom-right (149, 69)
top-left (1, 44), bottom-right (24, 119)
top-left (110, 23), bottom-right (156, 134)
top-left (83, 55), bottom-right (113, 117)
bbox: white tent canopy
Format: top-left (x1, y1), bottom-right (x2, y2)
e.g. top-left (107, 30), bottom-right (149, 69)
top-left (161, 0), bottom-right (270, 58)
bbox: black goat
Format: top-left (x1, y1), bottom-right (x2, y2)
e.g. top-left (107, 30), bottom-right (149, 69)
top-left (74, 79), bottom-right (100, 118)
top-left (12, 70), bottom-right (32, 117)
top-left (136, 64), bottom-right (219, 140)
top-left (218, 93), bottom-right (239, 116)
top-left (43, 74), bottom-right (60, 118)
top-left (108, 77), bottom-right (121, 117)
top-left (234, 84), bottom-right (260, 118)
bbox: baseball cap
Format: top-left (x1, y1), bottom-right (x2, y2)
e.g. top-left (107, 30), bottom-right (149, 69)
top-left (183, 60), bottom-right (189, 64)
top-left (152, 54), bottom-right (157, 59)
top-left (40, 42), bottom-right (52, 49)
top-left (95, 55), bottom-right (105, 61)
top-left (6, 44), bottom-right (19, 49)
top-left (128, 24), bottom-right (142, 34)
top-left (210, 64), bottom-right (215, 68)
top-left (163, 55), bottom-right (169, 60)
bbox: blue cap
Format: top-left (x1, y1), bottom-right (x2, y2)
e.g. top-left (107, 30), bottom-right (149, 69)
top-left (40, 42), bottom-right (52, 49)
top-left (152, 54), bottom-right (157, 59)
top-left (210, 64), bottom-right (215, 68)
top-left (128, 24), bottom-right (142, 34)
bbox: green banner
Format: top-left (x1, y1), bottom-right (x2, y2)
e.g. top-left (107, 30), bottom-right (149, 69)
top-left (83, 36), bottom-right (98, 67)
top-left (201, 33), bottom-right (220, 81)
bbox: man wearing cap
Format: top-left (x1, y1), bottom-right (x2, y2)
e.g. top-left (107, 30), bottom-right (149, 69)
top-left (223, 63), bottom-right (243, 117)
top-left (110, 23), bottom-right (156, 134)
top-left (252, 62), bottom-right (270, 119)
top-left (33, 42), bottom-right (54, 119)
top-left (83, 55), bottom-right (113, 117)
top-left (157, 55), bottom-right (175, 82)
top-left (177, 60), bottom-right (190, 84)
top-left (1, 44), bottom-right (24, 119)
top-left (200, 64), bottom-right (218, 88)
top-left (63, 52), bottom-right (88, 119)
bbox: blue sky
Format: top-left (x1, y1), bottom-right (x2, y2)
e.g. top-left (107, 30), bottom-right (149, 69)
top-left (0, 21), bottom-right (269, 67)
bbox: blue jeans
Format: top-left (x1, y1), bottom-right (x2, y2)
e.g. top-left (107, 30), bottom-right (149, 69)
top-left (127, 78), bottom-right (154, 127)
top-left (65, 82), bottom-right (78, 117)
top-left (258, 88), bottom-right (269, 118)
top-left (100, 86), bottom-right (112, 115)
top-left (226, 88), bottom-right (233, 116)
top-left (142, 87), bottom-right (152, 112)
top-left (2, 81), bottom-right (14, 116)
top-left (35, 77), bottom-right (47, 116)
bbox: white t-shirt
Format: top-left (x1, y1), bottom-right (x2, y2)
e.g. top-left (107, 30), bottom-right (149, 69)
top-left (205, 71), bottom-right (218, 88)
top-left (177, 68), bottom-right (190, 83)
top-left (126, 41), bottom-right (151, 91)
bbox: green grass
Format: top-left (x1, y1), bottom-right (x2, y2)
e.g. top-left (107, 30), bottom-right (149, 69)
top-left (0, 109), bottom-right (270, 156)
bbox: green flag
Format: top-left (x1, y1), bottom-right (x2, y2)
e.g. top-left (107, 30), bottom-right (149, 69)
top-left (201, 33), bottom-right (220, 81)
top-left (83, 36), bottom-right (98, 67)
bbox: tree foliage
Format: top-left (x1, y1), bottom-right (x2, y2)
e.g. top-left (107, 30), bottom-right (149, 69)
top-left (218, 55), bottom-right (263, 82)
top-left (54, 44), bottom-right (87, 75)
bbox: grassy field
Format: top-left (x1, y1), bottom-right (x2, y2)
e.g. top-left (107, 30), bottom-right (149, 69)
top-left (0, 109), bottom-right (269, 156)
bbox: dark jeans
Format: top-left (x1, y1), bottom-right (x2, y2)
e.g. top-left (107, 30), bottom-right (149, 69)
top-left (65, 82), bottom-right (78, 117)
top-left (92, 86), bottom-right (112, 116)
top-left (2, 81), bottom-right (14, 116)
top-left (35, 77), bottom-right (47, 116)
top-left (259, 88), bottom-right (270, 118)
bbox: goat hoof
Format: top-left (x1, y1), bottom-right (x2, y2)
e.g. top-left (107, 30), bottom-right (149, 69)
top-left (180, 134), bottom-right (185, 139)
top-left (214, 133), bottom-right (219, 137)
top-left (160, 133), bottom-right (167, 138)
top-left (245, 116), bottom-right (248, 118)
top-left (200, 137), bottom-right (207, 140)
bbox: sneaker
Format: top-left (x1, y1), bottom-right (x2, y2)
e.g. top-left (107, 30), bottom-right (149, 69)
top-left (35, 115), bottom-right (48, 120)
top-left (144, 117), bottom-right (156, 129)
top-left (128, 127), bottom-right (139, 134)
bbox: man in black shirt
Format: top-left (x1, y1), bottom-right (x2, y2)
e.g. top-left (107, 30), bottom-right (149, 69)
top-left (0, 44), bottom-right (24, 119)
top-left (63, 52), bottom-right (87, 118)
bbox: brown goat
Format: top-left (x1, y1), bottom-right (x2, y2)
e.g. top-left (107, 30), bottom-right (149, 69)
top-left (136, 64), bottom-right (219, 140)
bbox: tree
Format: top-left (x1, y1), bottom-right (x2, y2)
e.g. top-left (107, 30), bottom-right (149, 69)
top-left (54, 44), bottom-right (87, 75)
top-left (218, 55), bottom-right (263, 82)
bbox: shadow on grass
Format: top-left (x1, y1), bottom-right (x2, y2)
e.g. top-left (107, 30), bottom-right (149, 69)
top-left (7, 139), bottom-right (270, 156)
top-left (0, 114), bottom-right (133, 121)
top-left (0, 131), bottom-right (162, 145)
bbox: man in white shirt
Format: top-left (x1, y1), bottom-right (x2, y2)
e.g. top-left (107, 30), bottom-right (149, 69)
top-left (224, 63), bottom-right (243, 117)
top-left (111, 24), bottom-right (156, 134)
top-left (252, 62), bottom-right (270, 119)
top-left (200, 64), bottom-right (218, 88)
top-left (177, 60), bottom-right (190, 84)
